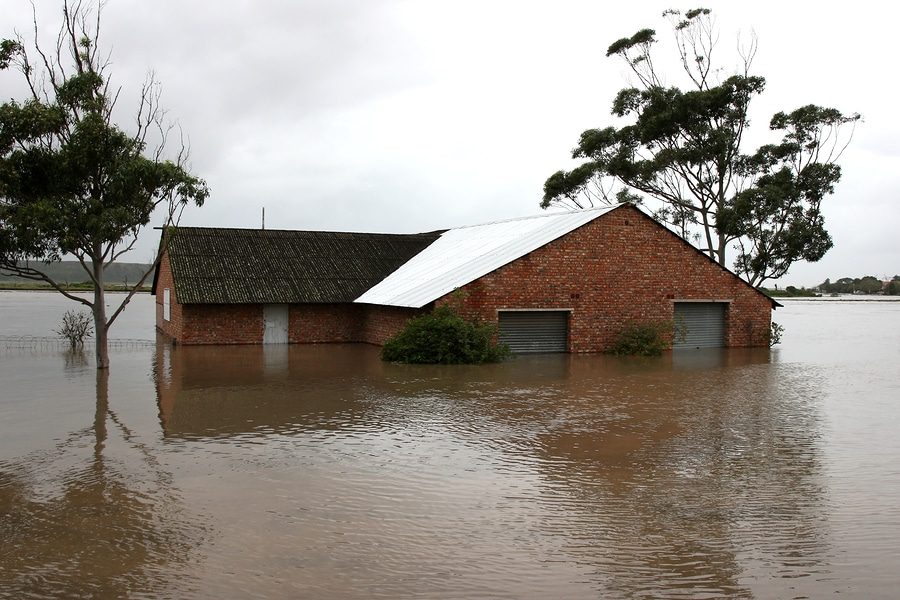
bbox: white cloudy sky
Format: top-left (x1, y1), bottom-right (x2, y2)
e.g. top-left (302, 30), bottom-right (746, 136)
top-left (3, 0), bottom-right (898, 286)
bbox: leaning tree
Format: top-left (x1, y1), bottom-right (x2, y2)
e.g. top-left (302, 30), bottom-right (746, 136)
top-left (542, 8), bottom-right (859, 286)
top-left (1, 1), bottom-right (208, 368)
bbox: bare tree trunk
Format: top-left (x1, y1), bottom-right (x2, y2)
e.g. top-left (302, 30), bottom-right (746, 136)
top-left (716, 231), bottom-right (728, 267)
top-left (92, 256), bottom-right (110, 370)
top-left (94, 368), bottom-right (109, 454)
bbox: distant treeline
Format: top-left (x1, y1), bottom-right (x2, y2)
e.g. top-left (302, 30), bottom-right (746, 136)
top-left (819, 275), bottom-right (900, 295)
top-left (0, 261), bottom-right (153, 286)
top-left (763, 275), bottom-right (900, 298)
top-left (762, 286), bottom-right (818, 298)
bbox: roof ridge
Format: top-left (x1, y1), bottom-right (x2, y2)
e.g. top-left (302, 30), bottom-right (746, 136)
top-left (170, 226), bottom-right (438, 237)
top-left (450, 205), bottom-right (615, 231)
top-left (169, 207), bottom-right (617, 236)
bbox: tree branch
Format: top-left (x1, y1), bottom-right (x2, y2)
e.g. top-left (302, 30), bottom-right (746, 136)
top-left (1, 261), bottom-right (94, 306)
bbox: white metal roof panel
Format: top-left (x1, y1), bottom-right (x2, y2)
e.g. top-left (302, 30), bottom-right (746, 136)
top-left (354, 206), bottom-right (615, 308)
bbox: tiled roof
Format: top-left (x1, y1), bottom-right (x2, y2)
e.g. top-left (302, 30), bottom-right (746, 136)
top-left (164, 227), bottom-right (441, 304)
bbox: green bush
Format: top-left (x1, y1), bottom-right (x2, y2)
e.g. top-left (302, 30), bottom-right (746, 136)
top-left (606, 320), bottom-right (672, 357)
top-left (381, 305), bottom-right (510, 364)
top-left (768, 321), bottom-right (784, 347)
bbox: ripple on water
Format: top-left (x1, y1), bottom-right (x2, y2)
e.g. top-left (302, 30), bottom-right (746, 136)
top-left (2, 299), bottom-right (900, 598)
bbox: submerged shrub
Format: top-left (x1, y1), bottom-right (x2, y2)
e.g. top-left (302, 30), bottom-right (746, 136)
top-left (606, 320), bottom-right (672, 357)
top-left (381, 305), bottom-right (510, 364)
top-left (55, 309), bottom-right (93, 350)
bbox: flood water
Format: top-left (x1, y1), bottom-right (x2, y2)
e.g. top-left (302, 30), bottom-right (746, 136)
top-left (1, 291), bottom-right (899, 598)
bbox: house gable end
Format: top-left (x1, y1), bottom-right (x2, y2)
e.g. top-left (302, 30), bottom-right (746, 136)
top-left (620, 205), bottom-right (781, 309)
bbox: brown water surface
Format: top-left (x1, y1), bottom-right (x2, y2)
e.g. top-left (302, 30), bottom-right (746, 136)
top-left (1, 293), bottom-right (899, 598)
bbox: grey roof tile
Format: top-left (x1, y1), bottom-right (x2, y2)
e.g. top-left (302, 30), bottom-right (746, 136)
top-left (165, 227), bottom-right (441, 304)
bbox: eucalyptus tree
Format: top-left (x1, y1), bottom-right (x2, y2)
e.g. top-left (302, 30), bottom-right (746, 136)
top-left (542, 8), bottom-right (859, 286)
top-left (0, 2), bottom-right (208, 368)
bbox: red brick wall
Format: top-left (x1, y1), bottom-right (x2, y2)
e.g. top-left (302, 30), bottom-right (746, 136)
top-left (167, 303), bottom-right (421, 346)
top-left (154, 251), bottom-right (184, 341)
top-left (182, 304), bottom-right (264, 344)
top-left (289, 304), bottom-right (363, 343)
top-left (437, 204), bottom-right (773, 352)
top-left (358, 304), bottom-right (426, 345)
top-left (156, 273), bottom-right (422, 346)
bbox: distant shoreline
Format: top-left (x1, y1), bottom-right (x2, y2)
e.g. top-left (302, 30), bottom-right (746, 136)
top-left (776, 295), bottom-right (900, 302)
top-left (0, 283), bottom-right (151, 293)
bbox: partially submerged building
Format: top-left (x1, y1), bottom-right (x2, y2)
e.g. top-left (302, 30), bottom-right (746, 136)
top-left (152, 204), bottom-right (778, 352)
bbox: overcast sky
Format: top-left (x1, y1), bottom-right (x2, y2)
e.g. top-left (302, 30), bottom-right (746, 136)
top-left (3, 1), bottom-right (898, 286)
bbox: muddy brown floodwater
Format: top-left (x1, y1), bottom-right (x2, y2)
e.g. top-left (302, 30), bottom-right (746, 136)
top-left (1, 292), bottom-right (899, 598)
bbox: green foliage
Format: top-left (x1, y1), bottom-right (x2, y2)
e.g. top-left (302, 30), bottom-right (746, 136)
top-left (381, 305), bottom-right (510, 364)
top-left (768, 321), bottom-right (784, 347)
top-left (1, 2), bottom-right (208, 368)
top-left (55, 309), bottom-right (93, 349)
top-left (819, 275), bottom-right (886, 295)
top-left (542, 8), bottom-right (859, 287)
top-left (761, 285), bottom-right (818, 298)
top-left (0, 39), bottom-right (21, 69)
top-left (606, 320), bottom-right (672, 357)
top-left (0, 91), bottom-right (208, 262)
top-left (606, 28), bottom-right (657, 57)
top-left (856, 276), bottom-right (884, 294)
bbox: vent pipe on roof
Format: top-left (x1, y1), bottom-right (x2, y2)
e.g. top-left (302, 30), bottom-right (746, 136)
top-left (262, 207), bottom-right (265, 230)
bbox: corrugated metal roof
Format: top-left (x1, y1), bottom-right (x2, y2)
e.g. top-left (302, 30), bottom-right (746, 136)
top-left (165, 227), bottom-right (441, 304)
top-left (354, 207), bottom-right (615, 308)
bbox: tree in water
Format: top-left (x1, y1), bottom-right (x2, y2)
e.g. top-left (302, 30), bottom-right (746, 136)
top-left (542, 8), bottom-right (859, 286)
top-left (0, 2), bottom-right (208, 368)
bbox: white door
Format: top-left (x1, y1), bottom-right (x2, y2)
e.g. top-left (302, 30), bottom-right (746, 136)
top-left (263, 304), bottom-right (289, 344)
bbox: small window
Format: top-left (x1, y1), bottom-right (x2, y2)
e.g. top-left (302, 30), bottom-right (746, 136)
top-left (163, 288), bottom-right (171, 321)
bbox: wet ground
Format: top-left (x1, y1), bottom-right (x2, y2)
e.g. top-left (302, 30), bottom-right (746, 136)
top-left (1, 292), bottom-right (899, 598)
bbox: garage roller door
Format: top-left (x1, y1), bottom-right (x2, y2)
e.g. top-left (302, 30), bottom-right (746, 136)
top-left (499, 311), bottom-right (568, 353)
top-left (673, 302), bottom-right (726, 349)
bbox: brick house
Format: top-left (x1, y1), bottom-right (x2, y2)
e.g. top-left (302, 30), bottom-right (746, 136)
top-left (152, 204), bottom-right (778, 352)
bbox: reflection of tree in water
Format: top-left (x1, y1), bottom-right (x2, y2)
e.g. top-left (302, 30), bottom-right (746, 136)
top-left (527, 356), bottom-right (831, 598)
top-left (63, 347), bottom-right (90, 370)
top-left (147, 343), bottom-right (831, 597)
top-left (0, 365), bottom-right (205, 598)
top-left (368, 349), bottom-right (829, 597)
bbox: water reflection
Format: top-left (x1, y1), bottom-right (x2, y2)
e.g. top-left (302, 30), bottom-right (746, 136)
top-left (5, 295), bottom-right (899, 597)
top-left (0, 360), bottom-right (203, 598)
top-left (155, 342), bottom-right (387, 439)
top-left (62, 348), bottom-right (90, 371)
top-left (530, 357), bottom-right (829, 598)
top-left (151, 343), bottom-right (829, 597)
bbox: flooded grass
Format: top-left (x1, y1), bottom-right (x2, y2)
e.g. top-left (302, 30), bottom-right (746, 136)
top-left (1, 293), bottom-right (899, 598)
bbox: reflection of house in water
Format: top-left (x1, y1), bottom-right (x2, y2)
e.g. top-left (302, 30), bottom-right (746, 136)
top-left (153, 340), bottom-right (828, 596)
top-left (154, 342), bottom-right (393, 439)
top-left (669, 346), bottom-right (773, 371)
top-left (520, 351), bottom-right (830, 597)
